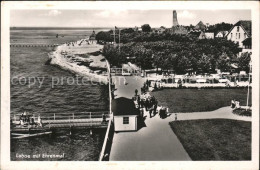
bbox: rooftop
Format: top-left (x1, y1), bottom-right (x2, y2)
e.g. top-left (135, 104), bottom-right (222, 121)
top-left (112, 97), bottom-right (139, 116)
top-left (242, 37), bottom-right (252, 45)
top-left (234, 20), bottom-right (252, 37)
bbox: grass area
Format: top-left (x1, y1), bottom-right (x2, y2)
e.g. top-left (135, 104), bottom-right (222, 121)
top-left (169, 119), bottom-right (251, 160)
top-left (151, 88), bottom-right (251, 113)
top-left (233, 108), bottom-right (252, 117)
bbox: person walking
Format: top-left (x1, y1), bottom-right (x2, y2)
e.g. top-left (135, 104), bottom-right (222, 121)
top-left (153, 99), bottom-right (157, 116)
top-left (124, 77), bottom-right (127, 85)
top-left (231, 99), bottom-right (235, 108)
top-left (102, 113), bottom-right (106, 123)
top-left (135, 89), bottom-right (138, 96)
top-left (149, 108), bottom-right (153, 118)
top-left (235, 100), bottom-right (240, 109)
top-left (145, 99), bottom-right (149, 111)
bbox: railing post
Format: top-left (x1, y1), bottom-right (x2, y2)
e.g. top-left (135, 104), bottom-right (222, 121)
top-left (90, 112), bottom-right (91, 119)
top-left (73, 113), bottom-right (74, 119)
top-left (54, 113), bottom-right (55, 120)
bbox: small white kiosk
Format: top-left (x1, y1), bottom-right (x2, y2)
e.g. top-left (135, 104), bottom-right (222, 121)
top-left (112, 97), bottom-right (139, 132)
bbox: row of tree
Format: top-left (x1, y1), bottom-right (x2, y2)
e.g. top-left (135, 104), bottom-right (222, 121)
top-left (98, 27), bottom-right (250, 74)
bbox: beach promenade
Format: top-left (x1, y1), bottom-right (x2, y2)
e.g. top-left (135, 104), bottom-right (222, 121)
top-left (110, 76), bottom-right (191, 160)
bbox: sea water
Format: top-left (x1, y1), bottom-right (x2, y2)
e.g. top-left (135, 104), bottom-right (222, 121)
top-left (10, 28), bottom-right (110, 161)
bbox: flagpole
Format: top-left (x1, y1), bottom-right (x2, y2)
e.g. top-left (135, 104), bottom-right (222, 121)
top-left (119, 29), bottom-right (121, 53)
top-left (114, 26), bottom-right (116, 46)
top-left (246, 60), bottom-right (252, 110)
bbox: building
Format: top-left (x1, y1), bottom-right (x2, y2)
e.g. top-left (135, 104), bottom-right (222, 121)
top-left (225, 20), bottom-right (251, 48)
top-left (134, 26), bottom-right (142, 32)
top-left (171, 10), bottom-right (188, 35)
top-left (194, 21), bottom-right (207, 31)
top-left (172, 10), bottom-right (179, 26)
top-left (241, 37), bottom-right (252, 54)
top-left (152, 26), bottom-right (166, 34)
top-left (172, 25), bottom-right (188, 35)
top-left (215, 31), bottom-right (228, 38)
top-left (89, 30), bottom-right (97, 44)
top-left (112, 97), bottom-right (139, 132)
top-left (189, 31), bottom-right (206, 39)
top-left (158, 26), bottom-right (166, 34)
top-left (205, 32), bottom-right (214, 39)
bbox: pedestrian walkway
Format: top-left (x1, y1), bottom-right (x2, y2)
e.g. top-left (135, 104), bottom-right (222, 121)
top-left (112, 76), bottom-right (146, 99)
top-left (174, 106), bottom-right (251, 122)
top-left (109, 109), bottom-right (191, 161)
top-left (110, 76), bottom-right (191, 160)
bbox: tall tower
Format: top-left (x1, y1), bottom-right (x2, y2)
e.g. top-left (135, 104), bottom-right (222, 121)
top-left (173, 10), bottom-right (179, 27)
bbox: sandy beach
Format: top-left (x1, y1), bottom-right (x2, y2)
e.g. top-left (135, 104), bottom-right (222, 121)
top-left (49, 39), bottom-right (109, 84)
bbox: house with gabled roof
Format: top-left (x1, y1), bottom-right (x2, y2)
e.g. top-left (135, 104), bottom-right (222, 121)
top-left (194, 21), bottom-right (207, 31)
top-left (225, 20), bottom-right (251, 48)
top-left (215, 31), bottom-right (228, 38)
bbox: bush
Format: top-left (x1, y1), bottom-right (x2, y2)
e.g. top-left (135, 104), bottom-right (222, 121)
top-left (233, 108), bottom-right (251, 117)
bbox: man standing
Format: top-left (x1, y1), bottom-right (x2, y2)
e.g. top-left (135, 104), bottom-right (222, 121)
top-left (135, 89), bottom-right (138, 96)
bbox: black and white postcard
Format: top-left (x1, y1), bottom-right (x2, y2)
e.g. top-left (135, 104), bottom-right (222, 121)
top-left (1, 1), bottom-right (259, 170)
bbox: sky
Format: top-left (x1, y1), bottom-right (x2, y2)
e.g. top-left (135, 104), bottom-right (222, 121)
top-left (10, 10), bottom-right (251, 28)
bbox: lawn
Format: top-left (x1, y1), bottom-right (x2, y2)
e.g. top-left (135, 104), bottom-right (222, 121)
top-left (169, 119), bottom-right (251, 160)
top-left (151, 88), bottom-right (252, 113)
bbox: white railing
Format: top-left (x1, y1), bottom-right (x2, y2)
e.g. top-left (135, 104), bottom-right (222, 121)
top-left (99, 59), bottom-right (114, 161)
top-left (11, 112), bottom-right (110, 122)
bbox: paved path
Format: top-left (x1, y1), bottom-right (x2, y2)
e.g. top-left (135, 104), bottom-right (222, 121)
top-left (174, 106), bottom-right (251, 122)
top-left (110, 76), bottom-right (191, 161)
top-left (112, 76), bottom-right (146, 99)
top-left (110, 109), bottom-right (191, 161)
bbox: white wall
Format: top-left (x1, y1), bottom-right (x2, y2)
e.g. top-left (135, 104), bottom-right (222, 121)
top-left (216, 32), bottom-right (224, 37)
top-left (114, 115), bottom-right (137, 132)
top-left (226, 26), bottom-right (248, 48)
top-left (216, 31), bottom-right (228, 38)
top-left (205, 33), bottom-right (214, 39)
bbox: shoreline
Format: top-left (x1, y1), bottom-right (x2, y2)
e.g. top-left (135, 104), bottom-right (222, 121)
top-left (48, 39), bottom-right (109, 84)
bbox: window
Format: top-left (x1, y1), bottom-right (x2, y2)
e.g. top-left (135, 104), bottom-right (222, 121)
top-left (236, 33), bottom-right (238, 39)
top-left (244, 33), bottom-right (247, 39)
top-left (237, 26), bottom-right (240, 32)
top-left (239, 33), bottom-right (240, 39)
top-left (231, 33), bottom-right (233, 38)
top-left (123, 117), bottom-right (129, 124)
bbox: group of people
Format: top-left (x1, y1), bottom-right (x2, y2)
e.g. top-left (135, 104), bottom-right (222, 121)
top-left (231, 99), bottom-right (240, 109)
top-left (138, 93), bottom-right (157, 118)
top-left (141, 79), bottom-right (163, 92)
top-left (65, 39), bottom-right (91, 47)
top-left (16, 112), bottom-right (42, 127)
top-left (134, 88), bottom-right (168, 119)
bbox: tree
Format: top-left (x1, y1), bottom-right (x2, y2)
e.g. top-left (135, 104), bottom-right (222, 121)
top-left (101, 30), bottom-right (240, 74)
top-left (96, 31), bottom-right (113, 43)
top-left (197, 54), bottom-right (212, 73)
top-left (217, 53), bottom-right (231, 72)
top-left (238, 52), bottom-right (251, 73)
top-left (141, 24), bottom-right (152, 32)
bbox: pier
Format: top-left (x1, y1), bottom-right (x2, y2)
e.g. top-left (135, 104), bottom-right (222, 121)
top-left (10, 44), bottom-right (59, 48)
top-left (11, 111), bottom-right (110, 130)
